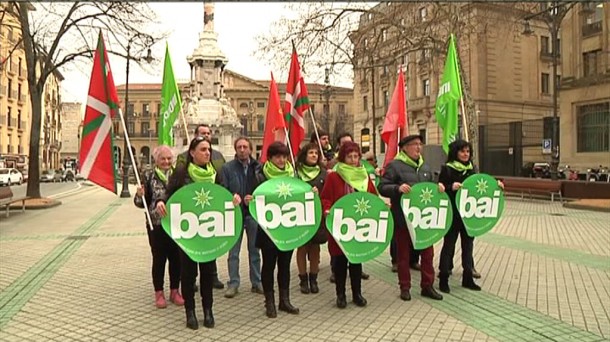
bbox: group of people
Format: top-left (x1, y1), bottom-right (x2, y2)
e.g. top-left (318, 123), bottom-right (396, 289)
top-left (134, 124), bottom-right (493, 330)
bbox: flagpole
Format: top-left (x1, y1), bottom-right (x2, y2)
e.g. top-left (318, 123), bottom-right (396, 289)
top-left (307, 108), bottom-right (325, 157)
top-left (459, 97), bottom-right (469, 142)
top-left (179, 105), bottom-right (190, 144)
top-left (283, 126), bottom-right (297, 172)
top-left (118, 108), bottom-right (155, 231)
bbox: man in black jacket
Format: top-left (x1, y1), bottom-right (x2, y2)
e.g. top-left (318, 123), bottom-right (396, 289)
top-left (378, 134), bottom-right (444, 302)
top-left (221, 137), bottom-right (263, 298)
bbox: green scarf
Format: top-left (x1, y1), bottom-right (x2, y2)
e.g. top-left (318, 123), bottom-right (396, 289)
top-left (297, 164), bottom-right (320, 182)
top-left (263, 161), bottom-right (294, 179)
top-left (395, 151), bottom-right (424, 170)
top-left (446, 160), bottom-right (473, 175)
top-left (154, 167), bottom-right (173, 184)
top-left (187, 163), bottom-right (217, 183)
top-left (335, 162), bottom-right (369, 193)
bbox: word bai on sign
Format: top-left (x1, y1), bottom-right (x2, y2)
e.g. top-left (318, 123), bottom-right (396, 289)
top-left (401, 198), bottom-right (449, 229)
top-left (459, 189), bottom-right (502, 219)
top-left (170, 201), bottom-right (236, 239)
top-left (332, 209), bottom-right (389, 243)
top-left (255, 192), bottom-right (316, 229)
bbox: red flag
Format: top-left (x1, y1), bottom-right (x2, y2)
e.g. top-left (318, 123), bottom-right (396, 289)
top-left (78, 31), bottom-right (119, 193)
top-left (282, 45), bottom-right (310, 157)
top-left (260, 72), bottom-right (287, 163)
top-left (381, 67), bottom-right (408, 168)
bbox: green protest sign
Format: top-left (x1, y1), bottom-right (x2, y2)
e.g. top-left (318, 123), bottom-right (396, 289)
top-left (161, 183), bottom-right (243, 263)
top-left (401, 182), bottom-right (453, 250)
top-left (456, 173), bottom-right (505, 237)
top-left (250, 177), bottom-right (322, 251)
top-left (326, 192), bottom-right (394, 264)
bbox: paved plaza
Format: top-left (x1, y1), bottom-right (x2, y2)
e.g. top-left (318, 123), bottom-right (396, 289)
top-left (0, 185), bottom-right (608, 342)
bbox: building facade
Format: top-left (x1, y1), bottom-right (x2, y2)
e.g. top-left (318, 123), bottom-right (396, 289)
top-left (351, 3), bottom-right (562, 176)
top-left (40, 68), bottom-right (63, 170)
top-left (60, 102), bottom-right (81, 167)
top-left (0, 3), bottom-right (31, 171)
top-left (114, 70), bottom-right (354, 165)
top-left (559, 2), bottom-right (609, 170)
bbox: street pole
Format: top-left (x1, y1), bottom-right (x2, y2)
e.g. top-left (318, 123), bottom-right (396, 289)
top-left (148, 128), bottom-right (152, 165)
top-left (119, 41), bottom-right (132, 198)
top-left (550, 19), bottom-right (559, 180)
top-left (371, 64), bottom-right (376, 156)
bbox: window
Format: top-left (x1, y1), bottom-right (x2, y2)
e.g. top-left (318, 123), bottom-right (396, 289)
top-left (419, 129), bottom-right (427, 144)
top-left (323, 104), bottom-right (330, 115)
top-left (7, 79), bottom-right (12, 98)
top-left (541, 73), bottom-right (550, 94)
top-left (257, 116), bottom-right (265, 131)
top-left (540, 36), bottom-right (550, 54)
top-left (310, 104), bottom-right (315, 114)
top-left (583, 49), bottom-right (602, 76)
top-left (556, 75), bottom-right (561, 90)
top-left (338, 104), bottom-right (346, 116)
top-left (577, 102), bottom-right (609, 152)
top-left (383, 90), bottom-right (389, 111)
top-left (382, 29), bottom-right (387, 42)
top-left (583, 2), bottom-right (604, 24)
top-left (257, 102), bottom-right (265, 108)
top-left (127, 122), bottom-right (135, 135)
top-left (156, 103), bottom-right (161, 116)
top-left (7, 106), bottom-right (12, 126)
top-left (382, 65), bottom-right (389, 76)
top-left (127, 103), bottom-right (135, 116)
top-left (113, 122), bottom-right (120, 136)
top-left (18, 57), bottom-right (22, 77)
top-left (17, 84), bottom-right (21, 100)
top-left (17, 110), bottom-right (21, 129)
top-left (141, 122), bottom-right (150, 135)
top-left (142, 103), bottom-right (150, 117)
top-left (419, 7), bottom-right (427, 21)
top-left (363, 96), bottom-right (368, 112)
top-left (423, 79), bottom-right (430, 96)
top-left (239, 102), bottom-right (248, 109)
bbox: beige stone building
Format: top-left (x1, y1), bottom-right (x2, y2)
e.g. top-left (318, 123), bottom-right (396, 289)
top-left (0, 3), bottom-right (31, 170)
top-left (60, 102), bottom-right (82, 164)
top-left (114, 69), bottom-right (354, 164)
top-left (40, 68), bottom-right (63, 170)
top-left (559, 2), bottom-right (609, 170)
top-left (351, 3), bottom-right (563, 175)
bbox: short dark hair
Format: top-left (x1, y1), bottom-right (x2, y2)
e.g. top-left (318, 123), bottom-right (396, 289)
top-left (336, 132), bottom-right (353, 145)
top-left (233, 136), bottom-right (253, 151)
top-left (310, 130), bottom-right (329, 143)
top-left (447, 139), bottom-right (473, 163)
top-left (296, 142), bottom-right (322, 168)
top-left (337, 141), bottom-right (361, 162)
top-left (194, 124), bottom-right (211, 137)
top-left (267, 141), bottom-right (290, 159)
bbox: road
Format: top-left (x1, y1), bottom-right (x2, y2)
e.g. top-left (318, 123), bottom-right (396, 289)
top-left (8, 181), bottom-right (83, 199)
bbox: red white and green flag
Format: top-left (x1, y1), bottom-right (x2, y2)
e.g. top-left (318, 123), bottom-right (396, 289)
top-left (78, 31), bottom-right (119, 194)
top-left (282, 45), bottom-right (310, 157)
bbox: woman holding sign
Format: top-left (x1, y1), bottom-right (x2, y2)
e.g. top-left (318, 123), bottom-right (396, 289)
top-left (437, 139), bottom-right (503, 293)
top-left (156, 137), bottom-right (241, 330)
top-left (295, 143), bottom-right (327, 294)
top-left (134, 145), bottom-right (184, 309)
top-left (321, 142), bottom-right (376, 309)
top-left (253, 141), bottom-right (300, 318)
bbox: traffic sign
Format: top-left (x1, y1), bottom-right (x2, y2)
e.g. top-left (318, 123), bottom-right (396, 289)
top-left (542, 139), bottom-right (552, 154)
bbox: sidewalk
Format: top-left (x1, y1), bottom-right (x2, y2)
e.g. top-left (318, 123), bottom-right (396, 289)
top-left (0, 187), bottom-right (608, 341)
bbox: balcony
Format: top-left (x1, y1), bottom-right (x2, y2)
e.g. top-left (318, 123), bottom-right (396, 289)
top-left (409, 96), bottom-right (430, 109)
top-left (18, 94), bottom-right (26, 104)
top-left (19, 121), bottom-right (27, 130)
top-left (7, 90), bottom-right (17, 102)
top-left (9, 118), bottom-right (17, 127)
top-left (0, 115), bottom-right (6, 126)
top-left (582, 22), bottom-right (602, 37)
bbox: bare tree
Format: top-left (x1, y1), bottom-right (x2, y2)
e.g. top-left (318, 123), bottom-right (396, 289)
top-left (1, 2), bottom-right (165, 198)
top-left (256, 2), bottom-right (543, 162)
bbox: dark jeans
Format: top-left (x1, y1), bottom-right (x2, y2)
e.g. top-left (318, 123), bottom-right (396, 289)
top-left (332, 255), bottom-right (362, 296)
top-left (180, 250), bottom-right (216, 311)
top-left (261, 247), bottom-right (293, 292)
top-left (147, 224), bottom-right (181, 291)
top-left (439, 222), bottom-right (474, 278)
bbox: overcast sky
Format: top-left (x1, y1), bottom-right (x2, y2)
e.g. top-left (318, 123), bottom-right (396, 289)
top-left (60, 2), bottom-right (293, 104)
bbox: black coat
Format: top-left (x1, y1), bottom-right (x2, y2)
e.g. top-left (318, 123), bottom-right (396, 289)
top-left (438, 164), bottom-right (477, 229)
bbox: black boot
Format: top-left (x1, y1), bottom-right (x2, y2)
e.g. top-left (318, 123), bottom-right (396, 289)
top-left (264, 291), bottom-right (277, 318)
top-left (421, 286), bottom-right (443, 300)
top-left (298, 274), bottom-right (310, 294)
top-left (439, 275), bottom-right (450, 293)
top-left (462, 271), bottom-right (481, 291)
top-left (213, 275), bottom-right (224, 289)
top-left (349, 266), bottom-right (366, 307)
top-left (352, 293), bottom-right (367, 307)
top-left (278, 289), bottom-right (299, 314)
top-left (203, 308), bottom-right (215, 328)
top-left (185, 309), bottom-right (198, 330)
top-left (309, 273), bottom-right (319, 294)
top-left (336, 282), bottom-right (347, 309)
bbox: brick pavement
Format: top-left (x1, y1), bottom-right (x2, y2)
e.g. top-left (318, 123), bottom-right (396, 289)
top-left (0, 187), bottom-right (608, 341)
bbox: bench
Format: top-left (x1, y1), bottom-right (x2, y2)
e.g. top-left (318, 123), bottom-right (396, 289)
top-left (0, 187), bottom-right (31, 218)
top-left (499, 177), bottom-right (563, 203)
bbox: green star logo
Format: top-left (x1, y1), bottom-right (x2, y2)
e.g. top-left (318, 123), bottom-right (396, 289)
top-left (353, 197), bottom-right (371, 216)
top-left (275, 182), bottom-right (293, 200)
top-left (419, 187), bottom-right (434, 205)
top-left (192, 188), bottom-right (213, 209)
top-left (475, 179), bottom-right (489, 195)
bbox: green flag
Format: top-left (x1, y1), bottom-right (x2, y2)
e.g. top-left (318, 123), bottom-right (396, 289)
top-left (435, 34), bottom-right (462, 154)
top-left (158, 43), bottom-right (182, 146)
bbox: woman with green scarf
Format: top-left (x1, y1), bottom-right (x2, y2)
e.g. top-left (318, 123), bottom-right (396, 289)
top-left (295, 143), bottom-right (327, 295)
top-left (156, 137), bottom-right (241, 330)
top-left (134, 145), bottom-right (184, 309)
top-left (438, 139), bottom-right (503, 294)
top-left (253, 141), bottom-right (300, 318)
top-left (320, 141), bottom-right (377, 309)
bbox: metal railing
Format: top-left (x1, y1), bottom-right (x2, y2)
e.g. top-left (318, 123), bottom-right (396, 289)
top-left (582, 21), bottom-right (602, 37)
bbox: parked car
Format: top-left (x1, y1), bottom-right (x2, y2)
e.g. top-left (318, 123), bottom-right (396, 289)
top-left (41, 170), bottom-right (57, 183)
top-left (0, 168), bottom-right (24, 186)
top-left (63, 169), bottom-right (76, 182)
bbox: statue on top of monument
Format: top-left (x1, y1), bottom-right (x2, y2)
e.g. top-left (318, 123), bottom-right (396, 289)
top-left (204, 2), bottom-right (214, 32)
